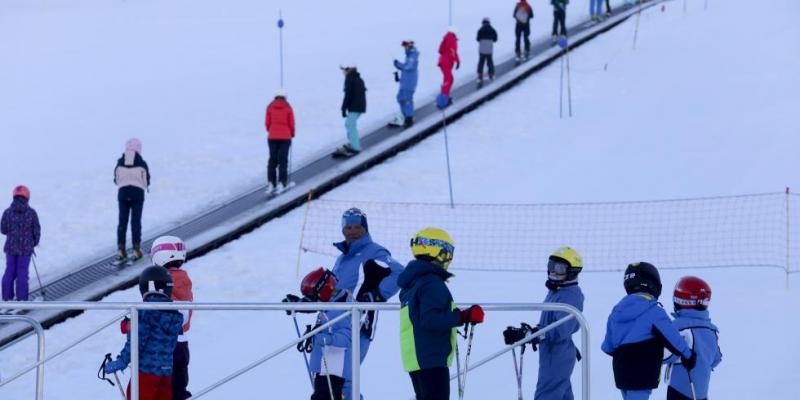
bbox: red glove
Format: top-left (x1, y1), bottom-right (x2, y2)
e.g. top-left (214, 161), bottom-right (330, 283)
top-left (120, 317), bottom-right (130, 335)
top-left (459, 305), bottom-right (485, 324)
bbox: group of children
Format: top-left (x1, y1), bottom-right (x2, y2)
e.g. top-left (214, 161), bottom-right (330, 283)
top-left (99, 206), bottom-right (720, 400)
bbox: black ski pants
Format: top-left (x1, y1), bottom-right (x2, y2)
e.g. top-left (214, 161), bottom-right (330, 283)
top-left (268, 139), bottom-right (291, 186)
top-left (409, 367), bottom-right (449, 400)
top-left (605, 0), bottom-right (612, 14)
top-left (477, 54), bottom-right (494, 76)
top-left (514, 23), bottom-right (531, 56)
top-left (552, 9), bottom-right (567, 36)
top-left (310, 374), bottom-right (345, 400)
top-left (172, 341), bottom-right (191, 400)
top-left (117, 198), bottom-right (143, 250)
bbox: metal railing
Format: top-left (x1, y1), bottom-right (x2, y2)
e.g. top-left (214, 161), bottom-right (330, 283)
top-left (0, 302), bottom-right (589, 399)
top-left (0, 315), bottom-right (45, 400)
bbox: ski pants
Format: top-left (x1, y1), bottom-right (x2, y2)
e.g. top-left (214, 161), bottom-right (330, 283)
top-left (478, 54), bottom-right (495, 76)
top-left (345, 112), bottom-right (362, 151)
top-left (2, 254), bottom-right (31, 301)
top-left (552, 9), bottom-right (567, 36)
top-left (267, 139), bottom-right (291, 186)
top-left (590, 0), bottom-right (603, 16)
top-left (439, 64), bottom-right (454, 97)
top-left (619, 389), bottom-right (652, 400)
top-left (515, 23), bottom-right (531, 56)
top-left (117, 198), bottom-right (143, 251)
top-left (409, 367), bottom-right (450, 400)
top-left (126, 372), bottom-right (172, 400)
top-left (534, 342), bottom-right (576, 400)
top-left (342, 331), bottom-right (370, 400)
top-left (397, 89), bottom-right (415, 118)
top-left (311, 374), bottom-right (345, 400)
top-left (172, 341), bottom-right (192, 400)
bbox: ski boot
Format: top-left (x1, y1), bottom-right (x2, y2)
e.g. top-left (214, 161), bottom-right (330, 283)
top-left (403, 116), bottom-right (414, 128)
top-left (477, 73), bottom-right (484, 83)
top-left (112, 249), bottom-right (128, 266)
top-left (387, 115), bottom-right (406, 128)
top-left (332, 144), bottom-right (359, 159)
top-left (130, 248), bottom-right (144, 263)
top-left (264, 182), bottom-right (276, 195)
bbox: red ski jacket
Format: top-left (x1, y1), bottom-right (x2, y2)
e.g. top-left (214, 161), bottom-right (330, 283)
top-left (438, 32), bottom-right (460, 70)
top-left (265, 98), bottom-right (295, 140)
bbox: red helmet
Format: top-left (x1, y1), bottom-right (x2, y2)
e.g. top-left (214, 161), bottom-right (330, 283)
top-left (673, 276), bottom-right (712, 310)
top-left (13, 185), bottom-right (30, 200)
top-left (300, 267), bottom-right (337, 302)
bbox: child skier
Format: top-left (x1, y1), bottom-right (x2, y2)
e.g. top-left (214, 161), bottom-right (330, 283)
top-left (151, 236), bottom-right (194, 400)
top-left (513, 0), bottom-right (534, 61)
top-left (264, 90), bottom-right (296, 194)
top-left (297, 267), bottom-right (353, 400)
top-left (390, 40), bottom-right (419, 128)
top-left (551, 0), bottom-right (569, 43)
top-left (663, 276), bottom-right (722, 400)
top-left (1, 185), bottom-right (40, 302)
top-left (437, 28), bottom-right (460, 107)
top-left (505, 247), bottom-right (585, 400)
top-left (601, 262), bottom-right (697, 400)
top-left (334, 64), bottom-right (367, 158)
top-left (476, 18), bottom-right (498, 81)
top-left (105, 265), bottom-right (183, 400)
top-left (114, 138), bottom-right (151, 265)
top-left (399, 227), bottom-right (484, 400)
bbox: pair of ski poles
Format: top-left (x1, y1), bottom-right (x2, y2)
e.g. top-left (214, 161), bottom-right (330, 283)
top-left (292, 311), bottom-right (338, 400)
top-left (98, 353), bottom-right (126, 399)
top-left (455, 322), bottom-right (478, 400)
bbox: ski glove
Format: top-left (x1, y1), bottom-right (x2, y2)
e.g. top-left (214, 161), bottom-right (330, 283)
top-left (341, 108), bottom-right (347, 118)
top-left (459, 305), bottom-right (485, 324)
top-left (456, 61), bottom-right (461, 70)
top-left (104, 358), bottom-right (125, 374)
top-left (681, 350), bottom-right (697, 371)
top-left (282, 294), bottom-right (315, 315)
top-left (119, 317), bottom-right (130, 335)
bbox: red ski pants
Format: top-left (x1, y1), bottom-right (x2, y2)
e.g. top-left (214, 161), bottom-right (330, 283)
top-left (126, 372), bottom-right (172, 400)
top-left (440, 64), bottom-right (454, 96)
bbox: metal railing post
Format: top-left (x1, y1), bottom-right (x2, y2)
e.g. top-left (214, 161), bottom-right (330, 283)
top-left (131, 306), bottom-right (139, 400)
top-left (351, 307), bottom-right (361, 400)
top-left (0, 315), bottom-right (45, 400)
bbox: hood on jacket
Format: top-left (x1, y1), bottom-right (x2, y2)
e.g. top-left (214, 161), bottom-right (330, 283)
top-left (333, 232), bottom-right (373, 255)
top-left (269, 98), bottom-right (291, 110)
top-left (9, 197), bottom-right (30, 212)
top-left (397, 259), bottom-right (453, 289)
top-left (608, 293), bottom-right (657, 324)
top-left (672, 309), bottom-right (719, 330)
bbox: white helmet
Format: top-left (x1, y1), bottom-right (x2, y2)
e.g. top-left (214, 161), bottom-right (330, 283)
top-left (150, 235), bottom-right (187, 267)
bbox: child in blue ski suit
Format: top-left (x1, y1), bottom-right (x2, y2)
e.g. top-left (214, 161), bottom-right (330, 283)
top-left (392, 41), bottom-right (419, 128)
top-left (663, 276), bottom-right (722, 400)
top-left (331, 208), bottom-right (404, 400)
top-left (601, 262), bottom-right (696, 400)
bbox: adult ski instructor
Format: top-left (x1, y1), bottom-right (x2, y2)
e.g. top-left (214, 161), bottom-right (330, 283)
top-left (329, 207), bottom-right (404, 399)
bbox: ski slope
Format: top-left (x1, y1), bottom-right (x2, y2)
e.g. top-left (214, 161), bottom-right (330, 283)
top-left (2, 0), bottom-right (800, 399)
top-left (0, 0), bottom-right (617, 282)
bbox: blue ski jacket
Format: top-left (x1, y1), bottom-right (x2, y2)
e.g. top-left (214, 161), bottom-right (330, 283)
top-left (109, 296), bottom-right (183, 376)
top-left (601, 293), bottom-right (693, 390)
top-left (309, 290), bottom-right (354, 380)
top-left (534, 283), bottom-right (584, 400)
top-left (663, 309), bottom-right (722, 399)
top-left (332, 233), bottom-right (404, 303)
top-left (394, 46), bottom-right (419, 93)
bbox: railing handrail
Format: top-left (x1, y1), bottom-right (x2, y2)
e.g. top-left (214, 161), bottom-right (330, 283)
top-left (0, 302), bottom-right (589, 400)
top-left (0, 315), bottom-right (45, 400)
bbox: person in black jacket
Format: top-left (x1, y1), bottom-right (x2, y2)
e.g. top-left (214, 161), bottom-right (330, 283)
top-left (334, 64), bottom-right (367, 158)
top-left (113, 138), bottom-right (150, 263)
top-left (513, 0), bottom-right (534, 60)
top-left (476, 18), bottom-right (498, 82)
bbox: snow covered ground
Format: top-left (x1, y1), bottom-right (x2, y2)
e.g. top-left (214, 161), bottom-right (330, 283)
top-left (2, 0), bottom-right (800, 398)
top-left (0, 0), bottom-right (617, 281)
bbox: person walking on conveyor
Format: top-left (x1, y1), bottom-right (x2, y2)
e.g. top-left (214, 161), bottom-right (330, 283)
top-left (513, 0), bottom-right (534, 61)
top-left (334, 64), bottom-right (367, 159)
top-left (264, 90), bottom-right (295, 194)
top-left (476, 17), bottom-right (498, 82)
top-left (551, 0), bottom-right (569, 44)
top-left (113, 138), bottom-right (150, 265)
top-left (390, 40), bottom-right (419, 129)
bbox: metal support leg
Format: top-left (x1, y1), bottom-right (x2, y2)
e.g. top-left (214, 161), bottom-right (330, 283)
top-left (131, 307), bottom-right (139, 400)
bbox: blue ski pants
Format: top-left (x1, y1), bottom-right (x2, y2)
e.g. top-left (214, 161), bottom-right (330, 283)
top-left (397, 89), bottom-right (415, 118)
top-left (345, 112), bottom-right (362, 151)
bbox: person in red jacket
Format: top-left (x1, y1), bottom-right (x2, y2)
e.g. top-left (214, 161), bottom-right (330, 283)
top-left (438, 28), bottom-right (460, 100)
top-left (264, 90), bottom-right (295, 194)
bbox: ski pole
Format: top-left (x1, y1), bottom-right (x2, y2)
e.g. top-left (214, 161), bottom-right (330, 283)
top-left (455, 333), bottom-right (463, 398)
top-left (291, 313), bottom-right (314, 387)
top-left (687, 370), bottom-right (698, 400)
top-left (321, 346), bottom-right (335, 400)
top-left (31, 255), bottom-right (46, 300)
top-left (112, 371), bottom-right (126, 399)
top-left (459, 323), bottom-right (476, 400)
top-left (511, 347), bottom-right (523, 400)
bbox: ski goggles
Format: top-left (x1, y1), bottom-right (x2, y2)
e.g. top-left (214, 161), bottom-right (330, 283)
top-left (547, 258), bottom-right (571, 275)
top-left (410, 237), bottom-right (455, 256)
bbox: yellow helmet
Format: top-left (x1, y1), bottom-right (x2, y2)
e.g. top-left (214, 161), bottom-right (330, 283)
top-left (410, 227), bottom-right (455, 269)
top-left (550, 246), bottom-right (583, 269)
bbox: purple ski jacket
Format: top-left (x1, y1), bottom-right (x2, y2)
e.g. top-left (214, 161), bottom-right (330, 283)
top-left (1, 197), bottom-right (41, 256)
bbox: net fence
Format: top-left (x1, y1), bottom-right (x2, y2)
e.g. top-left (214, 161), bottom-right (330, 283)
top-left (298, 192), bottom-right (800, 273)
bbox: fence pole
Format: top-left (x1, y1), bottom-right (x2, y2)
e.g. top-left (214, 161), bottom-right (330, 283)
top-left (786, 187), bottom-right (791, 289)
top-left (351, 308), bottom-right (361, 400)
top-left (131, 306), bottom-right (139, 400)
top-left (296, 190), bottom-right (315, 278)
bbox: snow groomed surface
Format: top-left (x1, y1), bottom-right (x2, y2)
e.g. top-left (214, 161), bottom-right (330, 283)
top-left (0, 0), bottom-right (663, 348)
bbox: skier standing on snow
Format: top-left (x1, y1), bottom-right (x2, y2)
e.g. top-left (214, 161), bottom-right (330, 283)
top-left (265, 90), bottom-right (296, 194)
top-left (1, 185), bottom-right (40, 302)
top-left (504, 247), bottom-right (585, 400)
top-left (399, 227), bottom-right (485, 400)
top-left (437, 28), bottom-right (460, 106)
top-left (114, 138), bottom-right (150, 264)
top-left (390, 40), bottom-right (419, 129)
top-left (105, 266), bottom-right (183, 400)
top-left (334, 64), bottom-right (367, 158)
top-left (663, 276), bottom-right (722, 400)
top-left (476, 17), bottom-right (498, 82)
top-left (551, 0), bottom-right (569, 43)
top-left (601, 262), bottom-right (697, 400)
top-left (513, 0), bottom-right (534, 61)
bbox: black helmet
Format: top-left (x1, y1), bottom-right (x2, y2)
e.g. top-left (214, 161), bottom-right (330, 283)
top-left (139, 265), bottom-right (173, 298)
top-left (624, 262), bottom-right (662, 298)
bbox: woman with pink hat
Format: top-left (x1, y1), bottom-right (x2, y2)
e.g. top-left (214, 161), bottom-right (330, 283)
top-left (113, 138), bottom-right (150, 265)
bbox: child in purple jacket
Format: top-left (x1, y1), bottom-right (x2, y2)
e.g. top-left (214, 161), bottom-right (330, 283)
top-left (1, 185), bottom-right (41, 301)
